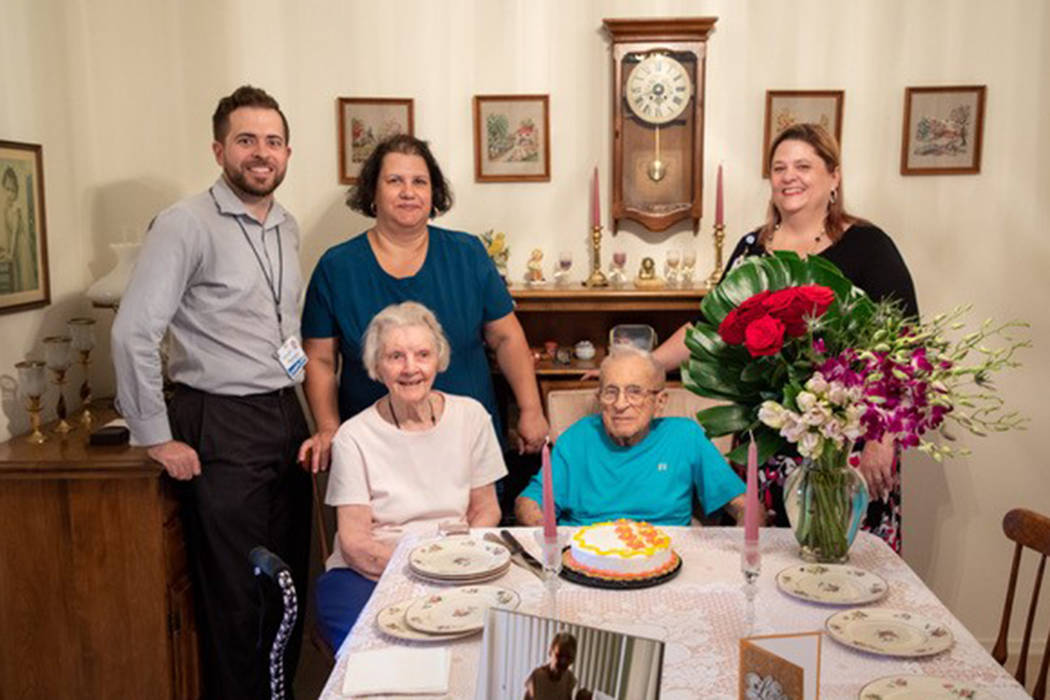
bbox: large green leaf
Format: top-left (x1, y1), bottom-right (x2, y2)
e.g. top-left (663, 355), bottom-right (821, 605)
top-left (726, 428), bottom-right (788, 465)
top-left (695, 403), bottom-right (752, 437)
top-left (681, 362), bottom-right (752, 402)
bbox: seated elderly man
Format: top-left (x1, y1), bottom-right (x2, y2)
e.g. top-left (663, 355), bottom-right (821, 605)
top-left (515, 346), bottom-right (745, 526)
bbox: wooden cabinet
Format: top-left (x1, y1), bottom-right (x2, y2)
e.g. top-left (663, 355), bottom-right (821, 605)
top-left (0, 415), bottom-right (200, 699)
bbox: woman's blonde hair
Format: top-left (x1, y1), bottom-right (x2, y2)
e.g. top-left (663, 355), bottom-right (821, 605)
top-left (361, 301), bottom-right (451, 381)
top-left (759, 123), bottom-right (864, 246)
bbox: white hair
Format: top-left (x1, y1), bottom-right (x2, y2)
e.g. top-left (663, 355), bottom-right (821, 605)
top-left (361, 301), bottom-right (451, 380)
top-left (599, 345), bottom-right (666, 388)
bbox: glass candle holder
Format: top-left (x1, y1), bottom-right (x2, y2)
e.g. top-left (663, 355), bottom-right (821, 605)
top-left (43, 335), bottom-right (74, 434)
top-left (67, 317), bottom-right (97, 426)
top-left (16, 360), bottom-right (48, 444)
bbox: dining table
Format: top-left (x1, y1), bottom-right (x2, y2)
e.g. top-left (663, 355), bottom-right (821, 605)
top-left (319, 526), bottom-right (1029, 699)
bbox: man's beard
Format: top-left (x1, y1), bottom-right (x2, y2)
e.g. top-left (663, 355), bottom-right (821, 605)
top-left (224, 159), bottom-right (285, 198)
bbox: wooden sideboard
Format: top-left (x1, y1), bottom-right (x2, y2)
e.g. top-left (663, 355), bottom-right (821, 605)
top-left (0, 414), bottom-right (200, 699)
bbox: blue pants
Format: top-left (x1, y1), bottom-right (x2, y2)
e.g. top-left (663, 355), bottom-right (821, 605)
top-left (315, 567), bottom-right (377, 651)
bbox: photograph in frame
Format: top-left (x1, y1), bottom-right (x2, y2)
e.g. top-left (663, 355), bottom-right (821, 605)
top-left (473, 94), bottom-right (550, 182)
top-left (337, 98), bottom-right (414, 184)
top-left (762, 90), bottom-right (844, 177)
top-left (0, 140), bottom-right (49, 314)
top-left (900, 85), bottom-right (986, 175)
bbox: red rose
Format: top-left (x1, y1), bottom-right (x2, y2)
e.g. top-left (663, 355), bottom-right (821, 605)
top-left (718, 308), bottom-right (745, 344)
top-left (743, 315), bottom-right (786, 357)
top-left (719, 291), bottom-right (772, 345)
top-left (795, 285), bottom-right (835, 317)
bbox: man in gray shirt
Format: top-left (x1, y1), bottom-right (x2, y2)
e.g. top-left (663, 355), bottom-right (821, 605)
top-left (112, 85), bottom-right (310, 699)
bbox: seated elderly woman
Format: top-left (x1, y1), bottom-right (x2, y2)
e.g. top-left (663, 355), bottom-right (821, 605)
top-left (315, 301), bottom-right (507, 649)
top-left (515, 346), bottom-right (745, 527)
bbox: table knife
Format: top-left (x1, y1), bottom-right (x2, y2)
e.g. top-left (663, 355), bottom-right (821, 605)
top-left (500, 530), bottom-right (547, 575)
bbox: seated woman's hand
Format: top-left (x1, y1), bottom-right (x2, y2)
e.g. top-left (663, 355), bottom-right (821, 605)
top-left (298, 428), bottom-right (337, 473)
top-left (854, 437), bottom-right (896, 502)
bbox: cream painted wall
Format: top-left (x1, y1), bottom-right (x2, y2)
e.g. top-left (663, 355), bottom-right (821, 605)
top-left (1, 0), bottom-right (1047, 665)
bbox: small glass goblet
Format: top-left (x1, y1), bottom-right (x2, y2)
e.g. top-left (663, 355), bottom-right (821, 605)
top-left (16, 360), bottom-right (48, 444)
top-left (68, 317), bottom-right (97, 426)
top-left (43, 335), bottom-right (74, 434)
top-left (554, 251), bottom-right (573, 287)
top-left (665, 249), bottom-right (681, 287)
top-left (681, 249), bottom-right (697, 288)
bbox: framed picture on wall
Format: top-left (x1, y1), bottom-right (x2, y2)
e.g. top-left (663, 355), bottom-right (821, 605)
top-left (900, 85), bottom-right (986, 175)
top-left (473, 94), bottom-right (550, 182)
top-left (337, 98), bottom-right (414, 184)
top-left (762, 90), bottom-right (844, 177)
top-left (0, 140), bottom-right (50, 314)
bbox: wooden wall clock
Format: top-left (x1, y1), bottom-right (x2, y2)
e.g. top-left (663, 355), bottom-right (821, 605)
top-left (603, 17), bottom-right (717, 233)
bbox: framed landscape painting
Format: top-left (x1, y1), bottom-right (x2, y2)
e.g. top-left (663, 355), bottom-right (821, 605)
top-left (473, 94), bottom-right (550, 182)
top-left (762, 90), bottom-right (844, 177)
top-left (901, 85), bottom-right (986, 175)
top-left (337, 98), bottom-right (414, 184)
top-left (0, 140), bottom-right (50, 314)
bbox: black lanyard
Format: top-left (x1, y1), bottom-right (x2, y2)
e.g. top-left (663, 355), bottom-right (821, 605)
top-left (209, 187), bottom-right (284, 329)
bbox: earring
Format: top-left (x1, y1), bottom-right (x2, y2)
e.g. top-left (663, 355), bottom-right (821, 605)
top-left (829, 189), bottom-right (837, 204)
top-left (370, 202), bottom-right (377, 215)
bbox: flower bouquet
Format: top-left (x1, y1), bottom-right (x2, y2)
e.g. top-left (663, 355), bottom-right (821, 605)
top-left (683, 251), bottom-right (1027, 561)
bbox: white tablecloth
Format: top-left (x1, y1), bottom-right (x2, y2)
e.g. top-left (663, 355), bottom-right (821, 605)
top-left (320, 527), bottom-right (1028, 699)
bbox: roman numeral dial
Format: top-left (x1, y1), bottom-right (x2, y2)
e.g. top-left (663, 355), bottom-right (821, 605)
top-left (625, 54), bottom-right (692, 125)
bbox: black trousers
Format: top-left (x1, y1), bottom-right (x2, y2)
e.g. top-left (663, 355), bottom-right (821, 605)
top-left (170, 384), bottom-right (311, 700)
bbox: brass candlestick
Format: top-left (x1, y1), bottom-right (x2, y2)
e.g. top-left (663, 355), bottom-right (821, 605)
top-left (68, 317), bottom-right (97, 427)
top-left (706, 223), bottom-right (726, 290)
top-left (43, 335), bottom-right (74, 435)
top-left (584, 225), bottom-right (609, 287)
top-left (16, 360), bottom-right (47, 444)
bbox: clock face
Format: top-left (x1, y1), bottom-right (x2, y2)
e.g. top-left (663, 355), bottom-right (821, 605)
top-left (625, 54), bottom-right (693, 125)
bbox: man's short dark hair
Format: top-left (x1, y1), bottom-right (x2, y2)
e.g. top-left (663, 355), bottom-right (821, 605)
top-left (212, 85), bottom-right (289, 144)
top-left (346, 134), bottom-right (453, 218)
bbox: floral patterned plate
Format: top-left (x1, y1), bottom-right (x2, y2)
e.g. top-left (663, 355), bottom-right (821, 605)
top-left (375, 600), bottom-right (478, 642)
top-left (775, 564), bottom-right (888, 605)
top-left (826, 608), bottom-right (954, 657)
top-left (859, 674), bottom-right (999, 699)
top-left (409, 561), bottom-right (511, 585)
top-left (404, 585), bottom-right (521, 634)
top-left (408, 536), bottom-right (511, 578)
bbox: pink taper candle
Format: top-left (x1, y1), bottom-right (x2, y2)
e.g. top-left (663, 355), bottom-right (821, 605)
top-left (745, 434), bottom-right (760, 554)
top-left (591, 166), bottom-right (601, 229)
top-left (541, 441), bottom-right (557, 542)
top-left (714, 163), bottom-right (724, 227)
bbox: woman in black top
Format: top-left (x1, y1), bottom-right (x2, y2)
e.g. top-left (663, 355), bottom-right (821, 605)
top-left (653, 123), bottom-right (917, 552)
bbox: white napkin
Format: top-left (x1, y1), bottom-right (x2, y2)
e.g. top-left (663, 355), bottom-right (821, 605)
top-left (342, 646), bottom-right (450, 696)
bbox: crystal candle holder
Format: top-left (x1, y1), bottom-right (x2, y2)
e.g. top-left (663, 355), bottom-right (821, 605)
top-left (16, 360), bottom-right (48, 444)
top-left (68, 317), bottom-right (97, 426)
top-left (43, 335), bottom-right (74, 434)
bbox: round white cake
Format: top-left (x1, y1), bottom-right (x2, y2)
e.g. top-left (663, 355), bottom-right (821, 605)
top-left (566, 519), bottom-right (675, 580)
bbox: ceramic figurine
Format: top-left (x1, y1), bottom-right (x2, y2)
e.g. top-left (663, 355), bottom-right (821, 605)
top-left (524, 248), bottom-right (546, 286)
top-left (574, 340), bottom-right (596, 360)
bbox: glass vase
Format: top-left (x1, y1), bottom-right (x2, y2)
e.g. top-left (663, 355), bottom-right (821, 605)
top-left (783, 447), bottom-right (869, 563)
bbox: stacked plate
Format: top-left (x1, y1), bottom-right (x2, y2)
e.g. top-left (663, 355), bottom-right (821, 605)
top-left (376, 585), bottom-right (521, 641)
top-left (407, 535), bottom-right (511, 584)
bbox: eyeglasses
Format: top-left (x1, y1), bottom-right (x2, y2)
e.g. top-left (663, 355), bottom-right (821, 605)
top-left (598, 384), bottom-right (663, 406)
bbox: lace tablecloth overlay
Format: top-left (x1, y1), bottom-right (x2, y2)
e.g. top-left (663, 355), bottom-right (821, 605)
top-left (320, 527), bottom-right (1027, 699)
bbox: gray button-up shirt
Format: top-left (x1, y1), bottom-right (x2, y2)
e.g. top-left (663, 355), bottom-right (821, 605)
top-left (112, 177), bottom-right (304, 445)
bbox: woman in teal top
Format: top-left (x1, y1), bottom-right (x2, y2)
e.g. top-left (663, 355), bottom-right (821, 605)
top-left (298, 135), bottom-right (547, 472)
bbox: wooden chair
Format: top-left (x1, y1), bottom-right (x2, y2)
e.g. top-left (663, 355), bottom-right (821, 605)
top-left (992, 507), bottom-right (1050, 699)
top-left (309, 472), bottom-right (336, 661)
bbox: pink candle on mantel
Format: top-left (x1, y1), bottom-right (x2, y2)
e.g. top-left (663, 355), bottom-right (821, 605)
top-left (541, 441), bottom-right (557, 542)
top-left (714, 163), bottom-right (724, 227)
top-left (591, 166), bottom-right (601, 229)
top-left (745, 434), bottom-right (760, 552)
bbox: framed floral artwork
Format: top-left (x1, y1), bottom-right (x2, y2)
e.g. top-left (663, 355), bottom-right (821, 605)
top-left (900, 85), bottom-right (986, 175)
top-left (0, 140), bottom-right (50, 314)
top-left (337, 98), bottom-right (414, 184)
top-left (762, 90), bottom-right (844, 177)
top-left (473, 94), bottom-right (550, 182)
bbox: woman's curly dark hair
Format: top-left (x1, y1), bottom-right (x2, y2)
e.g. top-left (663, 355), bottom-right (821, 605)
top-left (347, 134), bottom-right (453, 218)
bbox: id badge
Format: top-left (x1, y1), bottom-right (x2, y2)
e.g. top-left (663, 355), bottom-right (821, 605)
top-left (276, 336), bottom-right (308, 380)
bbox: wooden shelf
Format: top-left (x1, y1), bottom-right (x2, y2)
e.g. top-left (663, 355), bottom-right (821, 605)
top-left (510, 284), bottom-right (706, 312)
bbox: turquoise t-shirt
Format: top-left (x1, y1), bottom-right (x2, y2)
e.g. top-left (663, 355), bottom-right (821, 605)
top-left (519, 415), bottom-right (745, 526)
top-left (301, 226), bottom-right (514, 426)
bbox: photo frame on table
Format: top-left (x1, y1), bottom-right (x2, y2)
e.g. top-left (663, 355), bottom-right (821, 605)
top-left (337, 97), bottom-right (414, 184)
top-left (473, 94), bottom-right (550, 182)
top-left (0, 140), bottom-right (50, 315)
top-left (762, 90), bottom-right (845, 178)
top-left (900, 85), bottom-right (986, 175)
